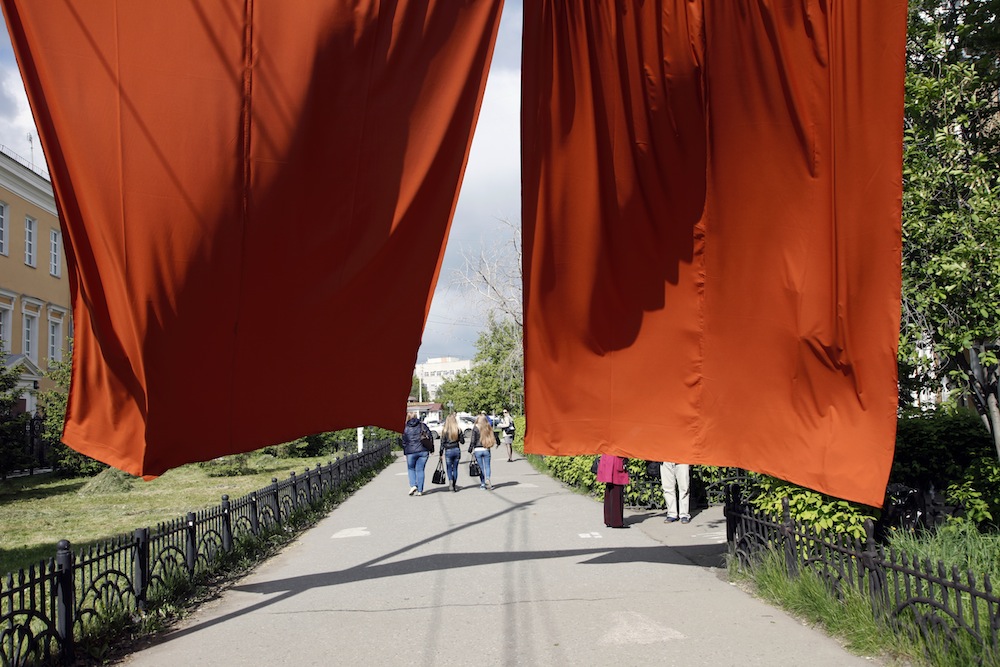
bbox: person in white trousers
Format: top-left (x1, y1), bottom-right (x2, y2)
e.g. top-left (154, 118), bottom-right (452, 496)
top-left (660, 462), bottom-right (691, 523)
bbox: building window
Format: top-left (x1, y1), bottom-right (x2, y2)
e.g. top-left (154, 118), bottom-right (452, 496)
top-left (48, 318), bottom-right (63, 363)
top-left (0, 202), bottom-right (7, 255)
top-left (25, 217), bottom-right (36, 267)
top-left (23, 313), bottom-right (37, 362)
top-left (49, 229), bottom-right (61, 277)
top-left (0, 306), bottom-right (10, 353)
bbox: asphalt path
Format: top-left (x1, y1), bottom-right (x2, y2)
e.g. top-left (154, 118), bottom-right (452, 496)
top-left (121, 452), bottom-right (880, 666)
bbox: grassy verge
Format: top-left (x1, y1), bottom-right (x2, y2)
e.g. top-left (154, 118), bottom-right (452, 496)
top-left (0, 451), bottom-right (352, 575)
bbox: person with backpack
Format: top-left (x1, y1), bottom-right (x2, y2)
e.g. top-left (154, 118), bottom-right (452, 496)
top-left (402, 411), bottom-right (432, 496)
top-left (497, 408), bottom-right (516, 462)
top-left (468, 413), bottom-right (496, 489)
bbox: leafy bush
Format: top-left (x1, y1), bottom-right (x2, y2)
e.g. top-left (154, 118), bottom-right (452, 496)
top-left (892, 409), bottom-right (994, 491)
top-left (747, 477), bottom-right (876, 539)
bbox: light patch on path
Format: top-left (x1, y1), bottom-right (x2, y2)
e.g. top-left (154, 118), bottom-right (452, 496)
top-left (331, 527), bottom-right (370, 539)
top-left (599, 611), bottom-right (685, 645)
top-left (693, 531), bottom-right (727, 544)
top-left (579, 532), bottom-right (603, 538)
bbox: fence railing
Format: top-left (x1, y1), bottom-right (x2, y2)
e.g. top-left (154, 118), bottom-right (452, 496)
top-left (725, 487), bottom-right (1000, 665)
top-left (1, 440), bottom-right (394, 666)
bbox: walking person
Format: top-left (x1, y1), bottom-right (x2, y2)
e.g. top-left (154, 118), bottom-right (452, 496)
top-left (468, 414), bottom-right (496, 489)
top-left (596, 454), bottom-right (630, 528)
top-left (438, 413), bottom-right (465, 492)
top-left (402, 411), bottom-right (431, 496)
top-left (660, 462), bottom-right (691, 523)
top-left (497, 408), bottom-right (516, 462)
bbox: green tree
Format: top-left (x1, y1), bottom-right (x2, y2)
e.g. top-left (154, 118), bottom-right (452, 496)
top-left (436, 313), bottom-right (523, 414)
top-left (36, 348), bottom-right (106, 476)
top-left (901, 0), bottom-right (1000, 460)
top-left (410, 375), bottom-right (431, 402)
top-left (0, 351), bottom-right (31, 478)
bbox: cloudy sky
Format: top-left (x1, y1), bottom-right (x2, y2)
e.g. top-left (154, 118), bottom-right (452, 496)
top-left (0, 2), bottom-right (522, 363)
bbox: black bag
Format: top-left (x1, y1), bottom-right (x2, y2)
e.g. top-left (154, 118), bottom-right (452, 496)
top-left (431, 458), bottom-right (446, 485)
top-left (646, 460), bottom-right (661, 478)
top-left (420, 423), bottom-right (434, 452)
top-left (469, 459), bottom-right (482, 477)
top-left (590, 456), bottom-right (600, 474)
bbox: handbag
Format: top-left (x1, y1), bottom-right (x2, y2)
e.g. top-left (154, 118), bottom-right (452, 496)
top-left (431, 458), bottom-right (446, 485)
top-left (645, 460), bottom-right (661, 478)
top-left (590, 456), bottom-right (600, 474)
top-left (469, 459), bottom-right (482, 477)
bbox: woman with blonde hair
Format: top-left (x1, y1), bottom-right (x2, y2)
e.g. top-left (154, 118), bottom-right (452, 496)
top-left (438, 413), bottom-right (465, 492)
top-left (467, 413), bottom-right (496, 489)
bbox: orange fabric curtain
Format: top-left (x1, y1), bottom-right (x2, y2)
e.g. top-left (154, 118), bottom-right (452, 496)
top-left (522, 1), bottom-right (907, 506)
top-left (1, 0), bottom-right (504, 476)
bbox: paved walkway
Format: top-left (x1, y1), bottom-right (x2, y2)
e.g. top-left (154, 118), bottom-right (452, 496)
top-left (121, 453), bottom-right (878, 666)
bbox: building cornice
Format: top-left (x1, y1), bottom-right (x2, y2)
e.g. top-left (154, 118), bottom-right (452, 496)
top-left (0, 152), bottom-right (55, 216)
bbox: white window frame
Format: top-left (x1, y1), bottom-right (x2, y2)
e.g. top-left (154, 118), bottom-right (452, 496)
top-left (0, 201), bottom-right (8, 256)
top-left (24, 216), bottom-right (36, 267)
top-left (22, 312), bottom-right (37, 362)
top-left (47, 305), bottom-right (67, 364)
top-left (48, 319), bottom-right (62, 363)
top-left (49, 229), bottom-right (61, 277)
top-left (0, 305), bottom-right (10, 353)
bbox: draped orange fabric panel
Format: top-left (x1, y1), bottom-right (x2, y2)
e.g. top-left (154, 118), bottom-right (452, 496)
top-left (522, 1), bottom-right (906, 506)
top-left (1, 0), bottom-right (504, 477)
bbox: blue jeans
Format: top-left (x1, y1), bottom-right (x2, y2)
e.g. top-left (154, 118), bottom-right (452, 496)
top-left (444, 447), bottom-right (461, 483)
top-left (474, 448), bottom-right (491, 485)
top-left (406, 451), bottom-right (429, 491)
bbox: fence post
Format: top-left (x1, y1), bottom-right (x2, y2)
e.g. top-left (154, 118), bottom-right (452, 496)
top-left (55, 540), bottom-right (75, 664)
top-left (221, 495), bottom-right (233, 553)
top-left (133, 527), bottom-right (150, 611)
top-left (249, 491), bottom-right (260, 535)
top-left (271, 478), bottom-right (281, 525)
top-left (303, 468), bottom-right (312, 505)
top-left (862, 519), bottom-right (887, 619)
top-left (781, 497), bottom-right (798, 576)
top-left (724, 483), bottom-right (738, 544)
top-left (289, 471), bottom-right (298, 510)
top-left (185, 512), bottom-right (197, 576)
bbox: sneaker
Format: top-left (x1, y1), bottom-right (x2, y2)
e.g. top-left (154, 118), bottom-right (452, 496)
top-left (486, 479), bottom-right (493, 490)
top-left (408, 486), bottom-right (417, 496)
top-left (480, 484), bottom-right (486, 489)
top-left (680, 517), bottom-right (690, 524)
top-left (452, 483), bottom-right (458, 492)
top-left (664, 516), bottom-right (679, 523)
top-left (415, 491), bottom-right (422, 496)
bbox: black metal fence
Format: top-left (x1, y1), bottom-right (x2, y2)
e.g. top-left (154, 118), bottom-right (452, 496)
top-left (725, 487), bottom-right (1000, 665)
top-left (0, 441), bottom-right (393, 666)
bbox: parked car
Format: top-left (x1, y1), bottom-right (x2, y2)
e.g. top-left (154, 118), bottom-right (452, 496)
top-left (424, 418), bottom-right (443, 439)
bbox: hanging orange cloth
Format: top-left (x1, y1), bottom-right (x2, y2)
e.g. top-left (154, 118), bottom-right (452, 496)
top-left (521, 0), bottom-right (907, 507)
top-left (1, 0), bottom-right (504, 477)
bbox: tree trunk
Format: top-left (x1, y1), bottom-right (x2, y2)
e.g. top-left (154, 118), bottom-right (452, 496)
top-left (988, 391), bottom-right (1000, 463)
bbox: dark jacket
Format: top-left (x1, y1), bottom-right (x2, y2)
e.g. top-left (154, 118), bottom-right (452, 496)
top-left (402, 417), bottom-right (427, 455)
top-left (468, 427), bottom-right (480, 453)
top-left (439, 430), bottom-right (464, 455)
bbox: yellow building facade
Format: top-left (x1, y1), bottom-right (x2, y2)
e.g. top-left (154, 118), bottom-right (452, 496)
top-left (0, 149), bottom-right (71, 413)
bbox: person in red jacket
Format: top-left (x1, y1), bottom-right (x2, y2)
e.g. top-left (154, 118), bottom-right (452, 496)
top-left (596, 455), bottom-right (630, 528)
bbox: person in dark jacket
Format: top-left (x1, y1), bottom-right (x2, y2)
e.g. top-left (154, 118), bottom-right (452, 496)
top-left (402, 411), bottom-right (430, 495)
top-left (438, 413), bottom-right (465, 492)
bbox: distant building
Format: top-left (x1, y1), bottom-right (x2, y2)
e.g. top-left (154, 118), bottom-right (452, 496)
top-left (0, 147), bottom-right (71, 414)
top-left (414, 356), bottom-right (472, 399)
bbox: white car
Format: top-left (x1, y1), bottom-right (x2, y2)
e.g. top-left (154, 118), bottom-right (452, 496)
top-left (431, 414), bottom-right (476, 442)
top-left (424, 419), bottom-right (443, 439)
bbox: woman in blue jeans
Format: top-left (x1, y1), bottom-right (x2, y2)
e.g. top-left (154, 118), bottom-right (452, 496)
top-left (438, 413), bottom-right (465, 492)
top-left (401, 411), bottom-right (430, 495)
top-left (468, 414), bottom-right (496, 489)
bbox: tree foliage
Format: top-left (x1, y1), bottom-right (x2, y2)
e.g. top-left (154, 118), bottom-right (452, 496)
top-left (37, 349), bottom-right (107, 476)
top-left (0, 352), bottom-right (31, 478)
top-left (901, 0), bottom-right (1000, 459)
top-left (435, 312), bottom-right (523, 414)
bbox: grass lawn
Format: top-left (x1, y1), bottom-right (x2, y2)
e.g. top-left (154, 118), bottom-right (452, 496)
top-left (0, 453), bottom-right (346, 576)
